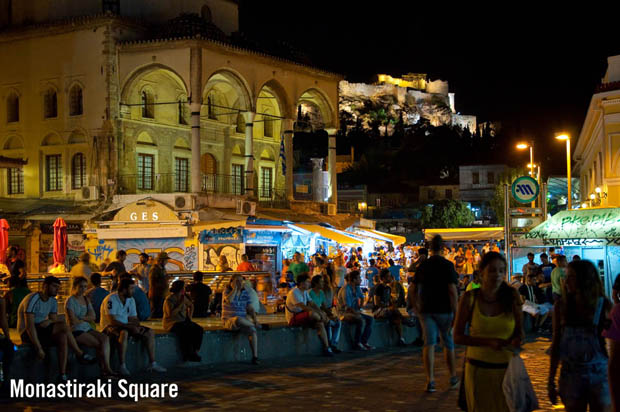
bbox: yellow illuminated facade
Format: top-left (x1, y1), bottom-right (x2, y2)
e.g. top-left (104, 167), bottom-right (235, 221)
top-left (377, 73), bottom-right (427, 90)
top-left (574, 55), bottom-right (620, 207)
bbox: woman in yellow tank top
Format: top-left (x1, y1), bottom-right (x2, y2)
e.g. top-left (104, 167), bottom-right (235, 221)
top-left (454, 252), bottom-right (524, 412)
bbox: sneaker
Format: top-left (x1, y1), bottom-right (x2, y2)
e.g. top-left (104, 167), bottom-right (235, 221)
top-left (119, 365), bottom-right (131, 377)
top-left (58, 374), bottom-right (69, 383)
top-left (323, 347), bottom-right (334, 357)
top-left (355, 342), bottom-right (368, 351)
top-left (450, 376), bottom-right (460, 389)
top-left (147, 362), bottom-right (167, 373)
top-left (251, 356), bottom-right (259, 365)
top-left (398, 338), bottom-right (407, 346)
top-left (363, 343), bottom-right (375, 350)
top-left (426, 381), bottom-right (436, 393)
top-left (330, 345), bottom-right (342, 354)
top-left (78, 352), bottom-right (97, 365)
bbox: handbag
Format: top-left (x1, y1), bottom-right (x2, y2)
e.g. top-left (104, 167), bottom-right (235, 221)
top-left (502, 355), bottom-right (539, 412)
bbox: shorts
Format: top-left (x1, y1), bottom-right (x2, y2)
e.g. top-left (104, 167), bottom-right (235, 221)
top-left (288, 311), bottom-right (313, 327)
top-left (21, 323), bottom-right (56, 348)
top-left (72, 330), bottom-right (86, 338)
top-left (522, 301), bottom-right (553, 316)
top-left (559, 362), bottom-right (611, 410)
top-left (102, 325), bottom-right (151, 340)
top-left (419, 313), bottom-right (455, 349)
top-left (223, 317), bottom-right (256, 335)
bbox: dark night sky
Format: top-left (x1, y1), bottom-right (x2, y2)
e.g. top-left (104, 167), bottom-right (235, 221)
top-left (239, 3), bottom-right (620, 175)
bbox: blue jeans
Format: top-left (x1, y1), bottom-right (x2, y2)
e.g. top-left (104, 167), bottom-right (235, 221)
top-left (327, 319), bottom-right (341, 346)
top-left (560, 362), bottom-right (611, 410)
top-left (419, 312), bottom-right (455, 349)
top-left (342, 313), bottom-right (373, 345)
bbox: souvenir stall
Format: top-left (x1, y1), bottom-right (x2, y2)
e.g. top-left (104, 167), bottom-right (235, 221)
top-left (518, 207), bottom-right (620, 295)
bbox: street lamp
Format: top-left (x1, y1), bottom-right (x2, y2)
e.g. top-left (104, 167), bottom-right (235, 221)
top-left (555, 133), bottom-right (571, 210)
top-left (517, 141), bottom-right (536, 207)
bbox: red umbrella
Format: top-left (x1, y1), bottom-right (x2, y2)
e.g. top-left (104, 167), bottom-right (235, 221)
top-left (53, 217), bottom-right (68, 268)
top-left (0, 219), bottom-right (9, 265)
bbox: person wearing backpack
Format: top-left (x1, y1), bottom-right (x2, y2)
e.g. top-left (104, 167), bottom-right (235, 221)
top-left (548, 260), bottom-right (612, 411)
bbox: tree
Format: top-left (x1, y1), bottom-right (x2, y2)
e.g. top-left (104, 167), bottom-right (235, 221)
top-left (421, 199), bottom-right (475, 228)
top-left (490, 167), bottom-right (528, 225)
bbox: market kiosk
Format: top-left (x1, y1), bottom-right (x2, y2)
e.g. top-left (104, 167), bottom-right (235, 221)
top-left (518, 207), bottom-right (620, 295)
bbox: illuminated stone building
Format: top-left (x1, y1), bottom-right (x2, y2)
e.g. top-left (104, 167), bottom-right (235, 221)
top-left (574, 54), bottom-right (620, 207)
top-left (0, 0), bottom-right (341, 271)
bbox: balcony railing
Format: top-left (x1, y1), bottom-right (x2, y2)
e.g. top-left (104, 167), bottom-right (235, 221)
top-left (258, 188), bottom-right (289, 209)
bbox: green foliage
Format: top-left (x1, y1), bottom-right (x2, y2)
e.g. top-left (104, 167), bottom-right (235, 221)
top-left (421, 199), bottom-right (475, 228)
top-left (490, 167), bottom-right (528, 225)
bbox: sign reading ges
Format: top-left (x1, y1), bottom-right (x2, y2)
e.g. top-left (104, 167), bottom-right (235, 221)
top-left (129, 212), bottom-right (159, 222)
top-left (511, 176), bottom-right (540, 204)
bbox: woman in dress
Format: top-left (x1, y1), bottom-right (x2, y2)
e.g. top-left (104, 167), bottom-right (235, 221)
top-left (454, 252), bottom-right (523, 411)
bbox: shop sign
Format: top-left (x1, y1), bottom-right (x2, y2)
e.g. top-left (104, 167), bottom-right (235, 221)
top-left (245, 230), bottom-right (281, 245)
top-left (539, 238), bottom-right (620, 247)
top-left (199, 227), bottom-right (244, 244)
top-left (41, 223), bottom-right (82, 234)
top-left (113, 199), bottom-right (178, 222)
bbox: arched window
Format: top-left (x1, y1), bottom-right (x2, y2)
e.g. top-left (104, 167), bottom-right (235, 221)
top-left (7, 93), bottom-right (19, 123)
top-left (141, 90), bottom-right (154, 119)
top-left (44, 89), bottom-right (57, 119)
top-left (72, 153), bottom-right (86, 189)
top-left (236, 112), bottom-right (245, 133)
top-left (263, 110), bottom-right (273, 138)
top-left (201, 5), bottom-right (212, 22)
top-left (178, 99), bottom-right (188, 125)
top-left (201, 153), bottom-right (217, 192)
top-left (69, 85), bottom-right (83, 116)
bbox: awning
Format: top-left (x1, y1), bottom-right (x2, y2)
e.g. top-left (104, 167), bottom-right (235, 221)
top-left (424, 227), bottom-right (504, 242)
top-left (353, 229), bottom-right (391, 244)
top-left (365, 229), bottom-right (406, 246)
top-left (520, 207), bottom-right (620, 247)
top-left (294, 224), bottom-right (363, 246)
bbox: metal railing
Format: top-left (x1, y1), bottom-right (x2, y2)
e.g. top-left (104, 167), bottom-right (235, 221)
top-left (258, 188), bottom-right (289, 209)
top-left (118, 173), bottom-right (187, 194)
top-left (201, 173), bottom-right (245, 196)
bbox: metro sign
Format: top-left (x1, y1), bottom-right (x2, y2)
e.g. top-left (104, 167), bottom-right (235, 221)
top-left (511, 176), bottom-right (539, 204)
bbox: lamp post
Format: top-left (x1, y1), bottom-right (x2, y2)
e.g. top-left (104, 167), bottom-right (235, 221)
top-left (517, 141), bottom-right (536, 207)
top-left (555, 134), bottom-right (571, 210)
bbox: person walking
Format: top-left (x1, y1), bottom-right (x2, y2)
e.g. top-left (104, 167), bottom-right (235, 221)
top-left (548, 260), bottom-right (612, 411)
top-left (454, 252), bottom-right (523, 411)
top-left (411, 235), bottom-right (459, 392)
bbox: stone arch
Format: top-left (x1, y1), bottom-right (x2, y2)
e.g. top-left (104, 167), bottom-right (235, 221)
top-left (68, 129), bottom-right (88, 144)
top-left (136, 131), bottom-right (156, 145)
top-left (296, 87), bottom-right (336, 129)
top-left (121, 63), bottom-right (188, 102)
top-left (3, 135), bottom-right (24, 150)
top-left (203, 69), bottom-right (254, 117)
top-left (257, 79), bottom-right (293, 119)
top-left (41, 132), bottom-right (63, 146)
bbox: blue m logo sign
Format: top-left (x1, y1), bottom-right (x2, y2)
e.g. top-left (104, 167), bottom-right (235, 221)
top-left (516, 184), bottom-right (535, 196)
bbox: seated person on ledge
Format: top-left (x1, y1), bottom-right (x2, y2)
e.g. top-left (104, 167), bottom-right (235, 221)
top-left (18, 276), bottom-right (96, 383)
top-left (286, 273), bottom-right (335, 357)
top-left (100, 277), bottom-right (166, 376)
top-left (164, 280), bottom-right (203, 363)
top-left (222, 274), bottom-right (260, 364)
top-left (519, 273), bottom-right (552, 331)
top-left (337, 271), bottom-right (374, 351)
top-left (374, 269), bottom-right (408, 346)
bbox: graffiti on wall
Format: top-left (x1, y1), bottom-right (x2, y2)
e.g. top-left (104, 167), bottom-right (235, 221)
top-left (117, 238), bottom-right (194, 272)
top-left (87, 239), bottom-right (115, 264)
top-left (203, 244), bottom-right (242, 271)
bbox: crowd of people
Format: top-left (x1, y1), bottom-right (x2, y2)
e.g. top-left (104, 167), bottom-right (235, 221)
top-left (1, 240), bottom-right (620, 411)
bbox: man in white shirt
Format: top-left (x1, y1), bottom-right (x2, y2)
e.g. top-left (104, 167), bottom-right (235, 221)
top-left (285, 273), bottom-right (334, 356)
top-left (100, 277), bottom-right (166, 376)
top-left (130, 252), bottom-right (151, 294)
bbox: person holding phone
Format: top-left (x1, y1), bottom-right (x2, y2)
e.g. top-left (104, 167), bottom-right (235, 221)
top-left (163, 280), bottom-right (203, 362)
